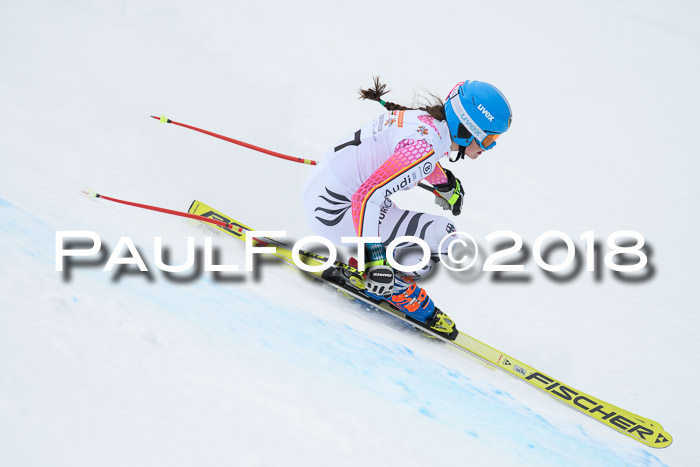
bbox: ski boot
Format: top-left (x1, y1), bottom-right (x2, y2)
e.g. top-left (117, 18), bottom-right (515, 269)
top-left (324, 259), bottom-right (458, 341)
top-left (390, 277), bottom-right (459, 341)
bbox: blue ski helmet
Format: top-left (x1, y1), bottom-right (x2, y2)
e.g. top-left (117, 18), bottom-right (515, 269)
top-left (444, 81), bottom-right (512, 157)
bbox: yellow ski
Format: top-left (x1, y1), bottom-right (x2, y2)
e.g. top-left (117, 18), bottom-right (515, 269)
top-left (188, 200), bottom-right (672, 449)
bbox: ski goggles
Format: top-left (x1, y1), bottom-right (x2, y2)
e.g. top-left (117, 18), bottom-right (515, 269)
top-left (479, 132), bottom-right (501, 150)
top-left (456, 123), bottom-right (502, 151)
top-left (450, 93), bottom-right (502, 151)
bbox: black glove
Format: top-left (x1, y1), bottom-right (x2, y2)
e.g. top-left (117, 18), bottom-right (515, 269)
top-left (433, 169), bottom-right (464, 216)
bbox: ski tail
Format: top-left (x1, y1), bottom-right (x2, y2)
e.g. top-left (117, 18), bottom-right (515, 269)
top-left (188, 200), bottom-right (326, 273)
top-left (188, 200), bottom-right (254, 242)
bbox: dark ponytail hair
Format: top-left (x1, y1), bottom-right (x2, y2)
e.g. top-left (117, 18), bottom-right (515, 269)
top-left (358, 76), bottom-right (446, 121)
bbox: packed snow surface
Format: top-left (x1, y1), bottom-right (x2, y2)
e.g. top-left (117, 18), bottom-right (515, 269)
top-left (2, 0), bottom-right (699, 465)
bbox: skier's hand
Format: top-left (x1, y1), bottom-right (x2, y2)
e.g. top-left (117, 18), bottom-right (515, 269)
top-left (364, 264), bottom-right (395, 300)
top-left (433, 169), bottom-right (464, 216)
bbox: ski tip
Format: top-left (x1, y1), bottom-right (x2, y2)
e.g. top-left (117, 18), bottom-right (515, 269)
top-left (648, 430), bottom-right (672, 449)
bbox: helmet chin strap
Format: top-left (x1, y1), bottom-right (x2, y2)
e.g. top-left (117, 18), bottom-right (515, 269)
top-left (450, 145), bottom-right (466, 162)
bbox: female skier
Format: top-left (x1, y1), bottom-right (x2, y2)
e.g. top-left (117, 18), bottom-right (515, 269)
top-left (301, 78), bottom-right (512, 340)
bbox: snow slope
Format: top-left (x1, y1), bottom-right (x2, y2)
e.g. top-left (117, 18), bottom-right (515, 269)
top-left (2, 0), bottom-right (699, 465)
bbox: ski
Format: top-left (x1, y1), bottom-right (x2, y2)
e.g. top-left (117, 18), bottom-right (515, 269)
top-left (188, 200), bottom-right (672, 449)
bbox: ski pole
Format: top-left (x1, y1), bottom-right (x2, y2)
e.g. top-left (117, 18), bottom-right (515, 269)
top-left (82, 190), bottom-right (241, 231)
top-left (151, 115), bottom-right (437, 194)
top-left (150, 115), bottom-right (317, 166)
top-left (417, 182), bottom-right (439, 195)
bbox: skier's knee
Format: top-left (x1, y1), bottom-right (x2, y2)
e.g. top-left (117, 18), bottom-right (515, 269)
top-left (424, 216), bottom-right (457, 254)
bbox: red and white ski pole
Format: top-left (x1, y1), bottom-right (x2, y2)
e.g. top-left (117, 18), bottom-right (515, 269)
top-left (150, 115), bottom-right (317, 166)
top-left (81, 190), bottom-right (239, 230)
top-left (150, 115), bottom-right (439, 194)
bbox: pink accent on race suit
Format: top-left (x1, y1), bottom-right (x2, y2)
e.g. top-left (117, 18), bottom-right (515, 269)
top-left (424, 162), bottom-right (448, 185)
top-left (417, 115), bottom-right (440, 138)
top-left (352, 139), bottom-right (434, 236)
